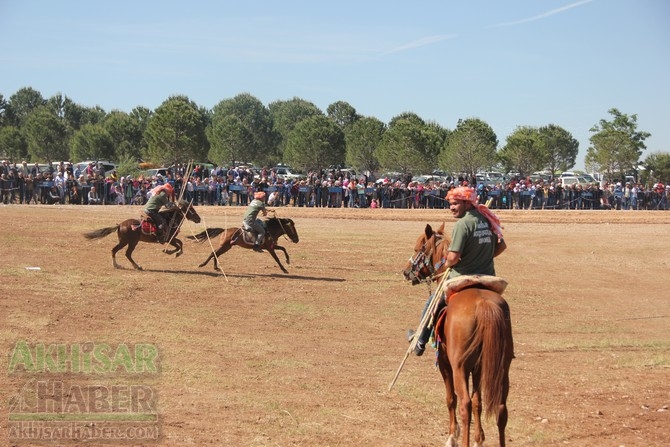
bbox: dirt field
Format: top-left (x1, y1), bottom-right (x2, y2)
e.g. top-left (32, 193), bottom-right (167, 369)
top-left (1, 205), bottom-right (669, 446)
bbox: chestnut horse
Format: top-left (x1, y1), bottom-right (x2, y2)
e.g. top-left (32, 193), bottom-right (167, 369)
top-left (188, 217), bottom-right (299, 274)
top-left (402, 223), bottom-right (514, 447)
top-left (83, 200), bottom-right (201, 270)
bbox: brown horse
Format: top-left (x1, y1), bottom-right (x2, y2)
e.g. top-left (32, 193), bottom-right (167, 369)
top-left (84, 200), bottom-right (201, 270)
top-left (188, 217), bottom-right (299, 274)
top-left (402, 223), bottom-right (514, 447)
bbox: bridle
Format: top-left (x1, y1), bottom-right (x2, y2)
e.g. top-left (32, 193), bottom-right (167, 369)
top-left (407, 233), bottom-right (448, 286)
top-left (270, 215), bottom-right (297, 243)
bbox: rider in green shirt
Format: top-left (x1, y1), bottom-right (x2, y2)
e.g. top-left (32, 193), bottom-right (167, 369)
top-left (144, 183), bottom-right (175, 243)
top-left (409, 185), bottom-right (507, 356)
top-left (243, 191), bottom-right (269, 252)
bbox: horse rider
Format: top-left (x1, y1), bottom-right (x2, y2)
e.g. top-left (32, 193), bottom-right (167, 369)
top-left (408, 185), bottom-right (507, 356)
top-left (144, 183), bottom-right (175, 243)
top-left (243, 191), bottom-right (269, 252)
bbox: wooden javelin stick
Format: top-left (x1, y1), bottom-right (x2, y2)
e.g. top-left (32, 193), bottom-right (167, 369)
top-left (163, 198), bottom-right (193, 249)
top-left (201, 216), bottom-right (227, 280)
top-left (388, 267), bottom-right (451, 392)
top-left (162, 161), bottom-right (192, 252)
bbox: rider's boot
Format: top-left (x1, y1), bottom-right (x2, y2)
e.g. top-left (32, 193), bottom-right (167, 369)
top-left (253, 234), bottom-right (264, 252)
top-left (157, 225), bottom-right (166, 243)
top-left (406, 327), bottom-right (431, 357)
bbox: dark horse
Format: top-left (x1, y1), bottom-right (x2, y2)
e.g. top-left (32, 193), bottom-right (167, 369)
top-left (83, 200), bottom-right (201, 270)
top-left (188, 217), bottom-right (299, 274)
top-left (402, 223), bottom-right (514, 447)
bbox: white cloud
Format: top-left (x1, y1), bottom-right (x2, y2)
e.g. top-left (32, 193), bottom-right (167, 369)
top-left (384, 34), bottom-right (459, 55)
top-left (490, 0), bottom-right (594, 28)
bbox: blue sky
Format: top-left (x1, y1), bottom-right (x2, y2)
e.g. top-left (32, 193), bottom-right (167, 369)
top-left (2, 0), bottom-right (668, 170)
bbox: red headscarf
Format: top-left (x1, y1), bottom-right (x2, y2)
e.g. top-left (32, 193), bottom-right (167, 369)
top-left (150, 183), bottom-right (174, 197)
top-left (447, 186), bottom-right (504, 241)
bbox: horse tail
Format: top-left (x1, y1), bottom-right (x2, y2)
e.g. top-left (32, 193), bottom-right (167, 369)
top-left (187, 228), bottom-right (225, 243)
top-left (83, 226), bottom-right (118, 240)
top-left (476, 296), bottom-right (513, 419)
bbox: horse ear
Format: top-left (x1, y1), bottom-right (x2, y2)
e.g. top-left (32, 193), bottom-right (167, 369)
top-left (437, 222), bottom-right (445, 234)
top-left (424, 224), bottom-right (433, 238)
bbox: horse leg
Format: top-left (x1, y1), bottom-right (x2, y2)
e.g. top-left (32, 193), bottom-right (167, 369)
top-left (172, 238), bottom-right (183, 257)
top-left (497, 369), bottom-right (511, 447)
top-left (162, 237), bottom-right (178, 255)
top-left (452, 366), bottom-right (472, 447)
top-left (267, 248), bottom-right (288, 274)
top-left (198, 252), bottom-right (214, 268)
top-left (471, 371), bottom-right (485, 447)
top-left (273, 245), bottom-right (290, 265)
top-left (125, 239), bottom-right (143, 270)
top-left (111, 241), bottom-right (128, 269)
top-left (438, 347), bottom-right (459, 447)
top-left (200, 241), bottom-right (231, 271)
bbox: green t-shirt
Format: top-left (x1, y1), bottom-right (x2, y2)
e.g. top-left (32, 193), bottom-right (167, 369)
top-left (243, 199), bottom-right (266, 223)
top-left (448, 209), bottom-right (496, 278)
top-left (144, 191), bottom-right (170, 213)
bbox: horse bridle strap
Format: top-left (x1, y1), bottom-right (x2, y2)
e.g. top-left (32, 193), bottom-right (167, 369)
top-left (429, 237), bottom-right (449, 277)
top-left (411, 234), bottom-right (448, 282)
top-left (274, 218), bottom-right (292, 242)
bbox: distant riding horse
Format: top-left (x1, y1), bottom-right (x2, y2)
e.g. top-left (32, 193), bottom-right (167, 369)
top-left (84, 200), bottom-right (201, 270)
top-left (189, 217), bottom-right (299, 274)
top-left (402, 223), bottom-right (514, 447)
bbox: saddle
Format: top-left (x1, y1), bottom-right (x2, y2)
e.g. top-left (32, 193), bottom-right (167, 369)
top-left (444, 275), bottom-right (508, 300)
top-left (235, 227), bottom-right (264, 245)
top-left (433, 275), bottom-right (508, 343)
top-left (134, 211), bottom-right (159, 236)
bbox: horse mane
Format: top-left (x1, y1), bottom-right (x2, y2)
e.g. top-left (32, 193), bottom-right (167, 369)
top-left (266, 216), bottom-right (290, 227)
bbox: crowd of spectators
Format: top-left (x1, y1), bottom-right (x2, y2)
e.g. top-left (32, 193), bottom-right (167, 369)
top-left (1, 160), bottom-right (668, 211)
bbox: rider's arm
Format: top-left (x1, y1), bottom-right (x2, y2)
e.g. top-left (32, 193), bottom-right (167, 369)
top-left (493, 238), bottom-right (507, 257)
top-left (445, 250), bottom-right (461, 268)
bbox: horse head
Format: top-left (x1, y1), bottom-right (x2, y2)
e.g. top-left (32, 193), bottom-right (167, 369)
top-left (275, 218), bottom-right (299, 243)
top-left (179, 200), bottom-right (201, 224)
top-left (402, 222), bottom-right (448, 285)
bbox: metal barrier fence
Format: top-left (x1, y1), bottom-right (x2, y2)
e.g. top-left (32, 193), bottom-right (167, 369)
top-left (2, 181), bottom-right (668, 210)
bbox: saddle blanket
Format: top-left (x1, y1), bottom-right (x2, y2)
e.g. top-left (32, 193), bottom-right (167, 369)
top-left (236, 228), bottom-right (264, 245)
top-left (131, 221), bottom-right (157, 235)
top-left (444, 275), bottom-right (508, 298)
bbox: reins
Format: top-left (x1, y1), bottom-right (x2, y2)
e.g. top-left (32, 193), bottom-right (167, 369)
top-left (163, 199), bottom-right (195, 249)
top-left (409, 233), bottom-right (449, 293)
top-left (267, 210), bottom-right (292, 242)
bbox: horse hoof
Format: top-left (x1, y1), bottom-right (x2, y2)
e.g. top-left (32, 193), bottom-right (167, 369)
top-left (176, 252), bottom-right (182, 258)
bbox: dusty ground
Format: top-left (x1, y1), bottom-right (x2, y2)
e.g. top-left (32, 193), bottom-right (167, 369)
top-left (1, 205), bottom-right (669, 446)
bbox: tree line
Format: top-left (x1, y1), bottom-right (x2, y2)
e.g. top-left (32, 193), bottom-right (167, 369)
top-left (1, 86), bottom-right (668, 183)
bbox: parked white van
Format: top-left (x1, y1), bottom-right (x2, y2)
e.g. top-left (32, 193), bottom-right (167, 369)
top-left (559, 176), bottom-right (591, 187)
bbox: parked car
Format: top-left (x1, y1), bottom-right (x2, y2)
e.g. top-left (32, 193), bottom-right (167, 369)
top-left (482, 172), bottom-right (506, 183)
top-left (142, 167), bottom-right (171, 179)
top-left (559, 175), bottom-right (592, 187)
top-left (74, 160), bottom-right (118, 175)
top-left (273, 165), bottom-right (303, 180)
top-left (580, 174), bottom-right (597, 184)
top-left (412, 175), bottom-right (444, 184)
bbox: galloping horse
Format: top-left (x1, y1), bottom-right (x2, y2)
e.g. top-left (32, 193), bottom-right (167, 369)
top-left (402, 223), bottom-right (514, 447)
top-left (188, 217), bottom-right (299, 274)
top-left (84, 200), bottom-right (201, 270)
